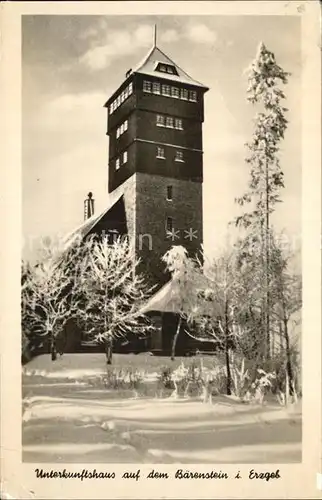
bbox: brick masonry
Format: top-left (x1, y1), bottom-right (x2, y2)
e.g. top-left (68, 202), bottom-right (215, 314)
top-left (93, 171), bottom-right (203, 290)
top-left (131, 172), bottom-right (202, 288)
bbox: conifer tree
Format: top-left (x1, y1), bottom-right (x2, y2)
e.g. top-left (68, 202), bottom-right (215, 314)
top-left (269, 231), bottom-right (302, 395)
top-left (234, 42), bottom-right (289, 358)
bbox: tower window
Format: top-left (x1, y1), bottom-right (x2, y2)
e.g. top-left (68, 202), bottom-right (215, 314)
top-left (157, 114), bottom-right (183, 129)
top-left (167, 185), bottom-right (173, 201)
top-left (143, 80), bottom-right (152, 93)
top-left (156, 147), bottom-right (165, 159)
top-left (156, 115), bottom-right (165, 127)
top-left (181, 88), bottom-right (189, 100)
top-left (152, 82), bottom-right (161, 95)
top-left (109, 82), bottom-right (133, 115)
top-left (189, 90), bottom-right (197, 102)
top-left (116, 119), bottom-right (128, 139)
top-left (155, 62), bottom-right (178, 76)
top-left (175, 118), bottom-right (183, 130)
top-left (175, 150), bottom-right (184, 162)
top-left (166, 116), bottom-right (174, 128)
top-left (166, 216), bottom-right (174, 232)
top-left (171, 87), bottom-right (179, 98)
top-left (123, 151), bottom-right (128, 164)
top-left (162, 84), bottom-right (171, 97)
top-left (116, 158), bottom-right (120, 170)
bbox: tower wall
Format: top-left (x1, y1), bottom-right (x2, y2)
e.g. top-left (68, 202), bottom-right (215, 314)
top-left (135, 74), bottom-right (205, 122)
top-left (108, 111), bottom-right (136, 161)
top-left (104, 42), bottom-right (208, 296)
top-left (136, 109), bottom-right (203, 151)
top-left (106, 172), bottom-right (203, 289)
top-left (108, 139), bottom-right (203, 193)
top-left (108, 141), bottom-right (137, 193)
top-left (135, 141), bottom-right (202, 182)
top-left (133, 172), bottom-right (203, 287)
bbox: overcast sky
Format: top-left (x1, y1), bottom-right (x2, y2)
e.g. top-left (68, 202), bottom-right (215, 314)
top-left (22, 15), bottom-right (301, 260)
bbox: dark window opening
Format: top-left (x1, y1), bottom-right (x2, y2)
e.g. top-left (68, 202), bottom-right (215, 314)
top-left (167, 186), bottom-right (173, 200)
top-left (157, 147), bottom-right (165, 159)
top-left (155, 62), bottom-right (178, 76)
top-left (175, 150), bottom-right (184, 162)
top-left (166, 216), bottom-right (173, 232)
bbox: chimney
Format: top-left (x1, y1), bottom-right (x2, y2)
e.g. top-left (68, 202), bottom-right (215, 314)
top-left (84, 192), bottom-right (95, 220)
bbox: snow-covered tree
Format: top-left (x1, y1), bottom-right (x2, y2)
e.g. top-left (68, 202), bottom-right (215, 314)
top-left (78, 236), bottom-right (153, 364)
top-left (22, 236), bottom-right (85, 361)
top-left (234, 42), bottom-right (290, 358)
top-left (269, 231), bottom-right (302, 394)
top-left (233, 235), bottom-right (268, 361)
top-left (186, 248), bottom-right (265, 394)
top-left (161, 246), bottom-right (202, 361)
top-left (21, 260), bottom-right (37, 361)
top-left (190, 251), bottom-right (242, 395)
top-left (161, 245), bottom-right (264, 391)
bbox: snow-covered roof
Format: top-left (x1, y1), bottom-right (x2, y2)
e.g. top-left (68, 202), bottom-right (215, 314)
top-left (139, 278), bottom-right (181, 314)
top-left (132, 45), bottom-right (209, 90)
top-left (62, 192), bottom-right (123, 252)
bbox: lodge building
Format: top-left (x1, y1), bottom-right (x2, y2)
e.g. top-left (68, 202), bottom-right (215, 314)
top-left (63, 28), bottom-right (210, 355)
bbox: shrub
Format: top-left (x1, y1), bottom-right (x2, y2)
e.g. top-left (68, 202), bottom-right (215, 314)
top-left (245, 368), bottom-right (276, 404)
top-left (276, 370), bottom-right (299, 407)
top-left (230, 354), bottom-right (251, 400)
top-left (257, 349), bottom-right (301, 396)
top-left (158, 366), bottom-right (174, 390)
top-left (198, 364), bottom-right (227, 403)
top-left (103, 367), bottom-right (145, 391)
top-left (171, 362), bottom-right (191, 397)
top-left (229, 352), bottom-right (279, 404)
top-left (207, 365), bottom-right (227, 395)
top-left (165, 360), bottom-right (226, 402)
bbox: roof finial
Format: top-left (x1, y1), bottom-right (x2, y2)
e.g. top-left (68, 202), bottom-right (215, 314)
top-left (153, 24), bottom-right (157, 47)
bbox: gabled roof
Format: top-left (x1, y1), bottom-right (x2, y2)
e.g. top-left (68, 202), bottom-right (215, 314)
top-left (62, 192), bottom-right (124, 252)
top-left (139, 278), bottom-right (181, 314)
top-left (132, 45), bottom-right (209, 90)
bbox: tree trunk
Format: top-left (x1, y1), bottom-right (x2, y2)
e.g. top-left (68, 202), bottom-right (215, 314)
top-left (258, 203), bottom-right (267, 363)
top-left (171, 316), bottom-right (182, 361)
top-left (258, 307), bottom-right (266, 363)
top-left (265, 161), bottom-right (270, 360)
top-left (50, 333), bottom-right (57, 361)
top-left (283, 316), bottom-right (294, 395)
top-left (224, 303), bottom-right (232, 395)
top-left (105, 336), bottom-right (113, 365)
top-left (225, 336), bottom-right (232, 395)
top-left (278, 320), bottom-right (283, 355)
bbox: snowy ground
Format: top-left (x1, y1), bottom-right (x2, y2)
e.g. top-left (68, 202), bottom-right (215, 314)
top-left (22, 354), bottom-right (302, 463)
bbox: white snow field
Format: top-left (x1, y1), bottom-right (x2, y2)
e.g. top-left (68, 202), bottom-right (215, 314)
top-left (22, 354), bottom-right (302, 464)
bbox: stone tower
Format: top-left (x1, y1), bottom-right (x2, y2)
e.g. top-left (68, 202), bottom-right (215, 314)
top-left (104, 30), bottom-right (209, 288)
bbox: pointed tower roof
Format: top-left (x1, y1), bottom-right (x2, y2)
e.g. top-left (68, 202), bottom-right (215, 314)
top-left (132, 44), bottom-right (209, 90)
